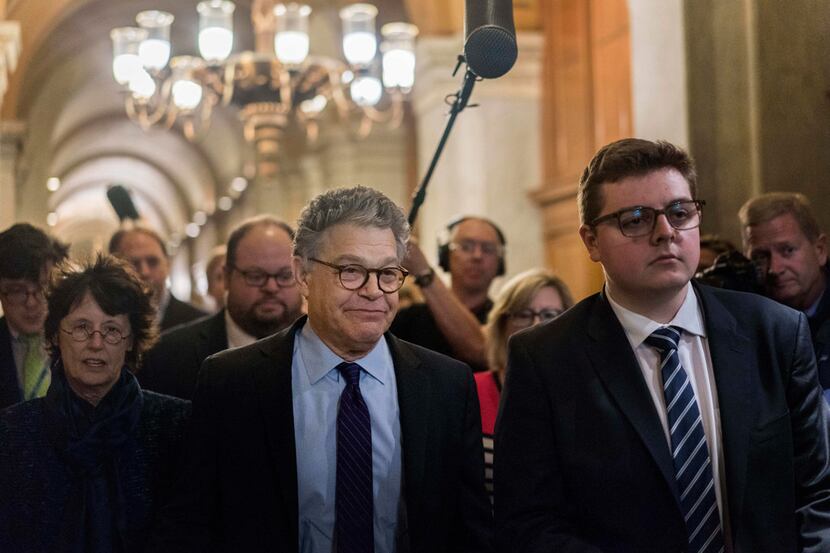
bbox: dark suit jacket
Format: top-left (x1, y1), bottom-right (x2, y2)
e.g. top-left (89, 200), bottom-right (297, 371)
top-left (0, 317), bottom-right (22, 410)
top-left (139, 311), bottom-right (228, 400)
top-left (495, 284), bottom-right (830, 553)
top-left (160, 295), bottom-right (207, 332)
top-left (0, 391), bottom-right (191, 553)
top-left (150, 316), bottom-right (493, 553)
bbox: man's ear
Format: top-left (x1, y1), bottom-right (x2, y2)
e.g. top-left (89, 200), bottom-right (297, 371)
top-left (814, 233), bottom-right (828, 266)
top-left (292, 257), bottom-right (310, 297)
top-left (579, 225), bottom-right (602, 262)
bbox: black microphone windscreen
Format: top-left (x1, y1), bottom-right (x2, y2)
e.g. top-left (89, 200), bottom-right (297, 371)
top-left (107, 185), bottom-right (140, 221)
top-left (464, 0), bottom-right (518, 79)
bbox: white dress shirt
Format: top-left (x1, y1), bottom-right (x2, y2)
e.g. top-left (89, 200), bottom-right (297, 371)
top-left (606, 284), bottom-right (730, 536)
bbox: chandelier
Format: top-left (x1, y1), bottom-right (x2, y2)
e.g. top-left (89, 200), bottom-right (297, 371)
top-left (110, 0), bottom-right (418, 177)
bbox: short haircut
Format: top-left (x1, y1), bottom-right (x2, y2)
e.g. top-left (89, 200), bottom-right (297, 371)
top-left (447, 215), bottom-right (506, 246)
top-left (225, 215), bottom-right (295, 269)
top-left (485, 268), bottom-right (574, 374)
top-left (0, 223), bottom-right (69, 282)
top-left (738, 192), bottom-right (823, 246)
top-left (108, 225), bottom-right (169, 258)
top-left (44, 254), bottom-right (158, 370)
top-left (294, 186), bottom-right (409, 266)
top-left (578, 138), bottom-right (698, 225)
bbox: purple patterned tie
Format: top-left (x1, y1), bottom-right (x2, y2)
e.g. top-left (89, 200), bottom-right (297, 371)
top-left (336, 362), bottom-right (374, 553)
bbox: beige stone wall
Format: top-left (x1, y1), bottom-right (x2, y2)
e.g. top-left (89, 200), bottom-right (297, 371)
top-left (686, 0), bottom-right (830, 245)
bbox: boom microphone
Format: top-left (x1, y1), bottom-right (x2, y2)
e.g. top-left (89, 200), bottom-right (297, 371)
top-left (464, 0), bottom-right (518, 79)
top-left (107, 184), bottom-right (140, 221)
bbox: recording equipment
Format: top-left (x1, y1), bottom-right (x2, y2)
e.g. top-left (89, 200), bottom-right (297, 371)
top-left (695, 250), bottom-right (768, 295)
top-left (437, 216), bottom-right (506, 276)
top-left (464, 0), bottom-right (518, 79)
top-left (106, 185), bottom-right (140, 221)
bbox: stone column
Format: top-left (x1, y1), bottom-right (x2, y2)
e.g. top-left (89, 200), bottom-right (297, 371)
top-left (410, 32), bottom-right (544, 283)
top-left (0, 119), bottom-right (23, 228)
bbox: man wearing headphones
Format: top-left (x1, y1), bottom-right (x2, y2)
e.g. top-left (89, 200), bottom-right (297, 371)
top-left (391, 216), bottom-right (506, 371)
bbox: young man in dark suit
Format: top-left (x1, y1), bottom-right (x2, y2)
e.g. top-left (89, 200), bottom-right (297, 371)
top-left (495, 138), bottom-right (830, 553)
top-left (150, 186), bottom-right (493, 553)
top-left (0, 224), bottom-right (68, 410)
top-left (139, 216), bottom-right (304, 399)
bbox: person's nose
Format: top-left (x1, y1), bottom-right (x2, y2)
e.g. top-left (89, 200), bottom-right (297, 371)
top-left (261, 275), bottom-right (280, 292)
top-left (650, 213), bottom-right (675, 243)
top-left (87, 331), bottom-right (106, 349)
top-left (358, 273), bottom-right (384, 300)
top-left (767, 252), bottom-right (785, 275)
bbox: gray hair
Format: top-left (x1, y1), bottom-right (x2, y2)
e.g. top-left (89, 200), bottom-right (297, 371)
top-left (294, 186), bottom-right (410, 266)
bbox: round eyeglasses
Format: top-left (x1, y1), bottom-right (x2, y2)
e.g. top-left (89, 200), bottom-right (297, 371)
top-left (590, 200), bottom-right (705, 238)
top-left (61, 324), bottom-right (131, 345)
top-left (310, 258), bottom-right (408, 293)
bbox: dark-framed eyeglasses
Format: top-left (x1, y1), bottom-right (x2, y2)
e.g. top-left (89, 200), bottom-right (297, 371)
top-left (590, 200), bottom-right (705, 238)
top-left (229, 264), bottom-right (296, 288)
top-left (60, 324), bottom-right (131, 345)
top-left (448, 239), bottom-right (503, 257)
top-left (0, 285), bottom-right (46, 306)
top-left (508, 308), bottom-right (563, 328)
top-left (309, 258), bottom-right (408, 293)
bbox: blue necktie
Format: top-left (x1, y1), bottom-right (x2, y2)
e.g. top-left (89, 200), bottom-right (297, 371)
top-left (336, 362), bottom-right (374, 553)
top-left (645, 327), bottom-right (724, 553)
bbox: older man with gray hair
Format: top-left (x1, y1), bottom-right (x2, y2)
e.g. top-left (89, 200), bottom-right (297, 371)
top-left (150, 186), bottom-right (493, 553)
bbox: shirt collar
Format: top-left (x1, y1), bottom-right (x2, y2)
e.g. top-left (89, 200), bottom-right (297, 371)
top-left (297, 320), bottom-right (393, 386)
top-left (606, 283), bottom-right (707, 349)
top-left (156, 288), bottom-right (171, 325)
top-left (224, 309), bottom-right (257, 349)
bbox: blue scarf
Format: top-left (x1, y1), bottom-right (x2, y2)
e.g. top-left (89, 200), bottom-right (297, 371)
top-left (43, 359), bottom-right (144, 553)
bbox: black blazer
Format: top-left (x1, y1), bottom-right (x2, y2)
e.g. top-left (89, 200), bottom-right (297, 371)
top-left (0, 317), bottom-right (22, 410)
top-left (150, 317), bottom-right (493, 553)
top-left (160, 296), bottom-right (207, 332)
top-left (494, 284), bottom-right (830, 553)
top-left (139, 311), bottom-right (228, 400)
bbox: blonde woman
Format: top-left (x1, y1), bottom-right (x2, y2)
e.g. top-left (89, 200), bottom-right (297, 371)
top-left (478, 269), bottom-right (574, 502)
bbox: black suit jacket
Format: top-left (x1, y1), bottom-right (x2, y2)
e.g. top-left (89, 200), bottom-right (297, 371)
top-left (150, 316), bottom-right (493, 553)
top-left (160, 295), bottom-right (207, 332)
top-left (139, 311), bottom-right (228, 400)
top-left (495, 284), bottom-right (830, 553)
top-left (0, 318), bottom-right (22, 411)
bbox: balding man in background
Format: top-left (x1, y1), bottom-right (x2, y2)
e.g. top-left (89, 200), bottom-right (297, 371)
top-left (139, 216), bottom-right (304, 399)
top-left (109, 226), bottom-right (205, 331)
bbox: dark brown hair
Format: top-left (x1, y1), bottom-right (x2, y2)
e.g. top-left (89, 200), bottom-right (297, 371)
top-left (578, 138), bottom-right (698, 225)
top-left (44, 254), bottom-right (158, 370)
top-left (739, 192), bottom-right (822, 246)
top-left (0, 223), bottom-right (68, 282)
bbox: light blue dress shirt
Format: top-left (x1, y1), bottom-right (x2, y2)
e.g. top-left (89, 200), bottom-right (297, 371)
top-left (292, 321), bottom-right (402, 553)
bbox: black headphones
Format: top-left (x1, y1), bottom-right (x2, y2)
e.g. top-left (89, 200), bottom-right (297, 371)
top-left (437, 215), bottom-right (506, 276)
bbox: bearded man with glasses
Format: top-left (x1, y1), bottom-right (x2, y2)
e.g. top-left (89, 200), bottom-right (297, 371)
top-left (140, 215), bottom-right (304, 400)
top-left (495, 138), bottom-right (830, 553)
top-left (0, 223), bottom-right (68, 410)
top-left (149, 186), bottom-right (493, 553)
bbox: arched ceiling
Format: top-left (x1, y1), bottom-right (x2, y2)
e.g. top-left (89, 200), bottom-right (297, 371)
top-left (3, 0), bottom-right (407, 252)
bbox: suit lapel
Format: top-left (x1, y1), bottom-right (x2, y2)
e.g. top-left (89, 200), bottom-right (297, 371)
top-left (586, 293), bottom-right (681, 508)
top-left (198, 311), bottom-right (228, 359)
top-left (251, 318), bottom-right (302, 548)
top-left (694, 284), bottom-right (752, 527)
top-left (387, 335), bottom-right (429, 527)
top-left (0, 317), bottom-right (22, 408)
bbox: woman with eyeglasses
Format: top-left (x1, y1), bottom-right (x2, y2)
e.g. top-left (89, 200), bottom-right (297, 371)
top-left (478, 268), bottom-right (574, 504)
top-left (0, 254), bottom-right (190, 553)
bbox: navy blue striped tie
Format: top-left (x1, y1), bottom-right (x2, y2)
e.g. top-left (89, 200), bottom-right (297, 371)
top-left (336, 362), bottom-right (374, 553)
top-left (645, 327), bottom-right (724, 553)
